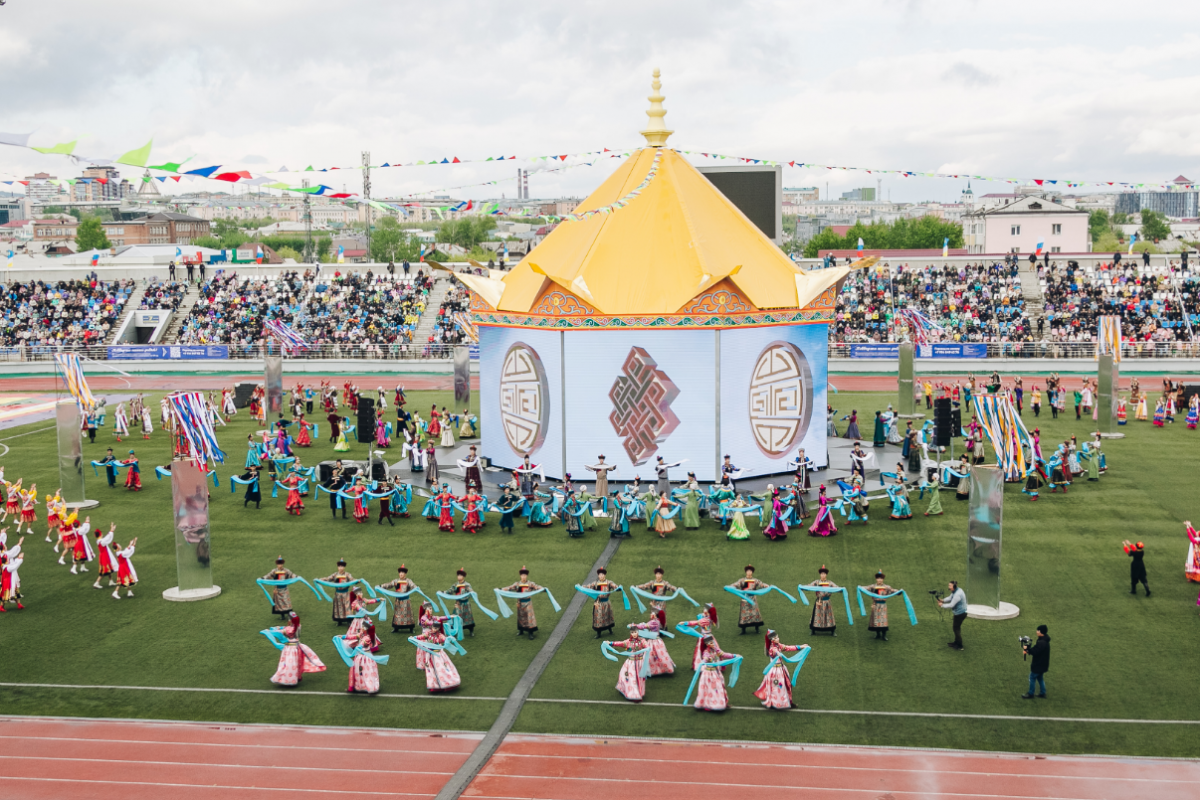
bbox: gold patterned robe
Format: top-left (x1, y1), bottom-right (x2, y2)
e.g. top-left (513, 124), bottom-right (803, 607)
top-left (448, 581), bottom-right (476, 630)
top-left (322, 572), bottom-right (355, 622)
top-left (807, 579), bottom-right (838, 632)
top-left (381, 577), bottom-right (416, 629)
top-left (263, 567), bottom-right (296, 613)
top-left (866, 583), bottom-right (895, 631)
top-left (733, 577), bottom-right (765, 626)
top-left (501, 580), bottom-right (543, 632)
top-left (582, 579), bottom-right (617, 631)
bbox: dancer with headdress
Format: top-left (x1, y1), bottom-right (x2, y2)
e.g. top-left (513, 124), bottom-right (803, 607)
top-left (380, 565), bottom-right (418, 634)
top-left (585, 456), bottom-right (617, 504)
top-left (0, 538), bottom-right (24, 612)
top-left (805, 565), bottom-right (839, 636)
top-left (863, 570), bottom-right (898, 641)
top-left (443, 568), bottom-right (497, 637)
top-left (1184, 521), bottom-right (1200, 584)
top-left (321, 559), bottom-right (356, 625)
top-left (577, 566), bottom-right (623, 638)
top-left (685, 635), bottom-right (742, 712)
top-left (604, 624), bottom-right (651, 702)
top-left (808, 485), bottom-right (839, 536)
top-left (753, 631), bottom-right (810, 710)
top-left (91, 523), bottom-right (117, 589)
top-left (677, 604), bottom-right (721, 671)
top-left (264, 611), bottom-right (326, 686)
top-left (724, 564), bottom-right (795, 635)
top-left (496, 566), bottom-right (560, 640)
top-left (337, 616), bottom-right (386, 694)
top-left (634, 566), bottom-right (697, 627)
top-left (111, 537), bottom-right (138, 599)
top-left (411, 605), bottom-right (463, 692)
top-left (887, 470), bottom-right (912, 520)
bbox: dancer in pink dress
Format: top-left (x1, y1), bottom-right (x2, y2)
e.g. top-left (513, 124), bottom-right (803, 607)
top-left (637, 612), bottom-right (675, 676)
top-left (605, 626), bottom-right (650, 702)
top-left (342, 619), bottom-right (384, 694)
top-left (411, 608), bottom-right (462, 693)
top-left (677, 604), bottom-right (720, 671)
top-left (753, 630), bottom-right (809, 710)
top-left (688, 635), bottom-right (742, 712)
top-left (267, 612), bottom-right (327, 686)
top-left (808, 485), bottom-right (839, 537)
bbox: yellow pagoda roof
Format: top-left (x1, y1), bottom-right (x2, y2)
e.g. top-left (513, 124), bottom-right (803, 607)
top-left (454, 70), bottom-right (861, 316)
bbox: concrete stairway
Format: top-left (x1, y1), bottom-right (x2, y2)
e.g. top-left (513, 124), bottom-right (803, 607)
top-left (157, 282), bottom-right (203, 343)
top-left (1018, 260), bottom-right (1046, 333)
top-left (412, 277), bottom-right (452, 344)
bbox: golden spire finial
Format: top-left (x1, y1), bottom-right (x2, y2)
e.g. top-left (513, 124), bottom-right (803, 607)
top-left (640, 68), bottom-right (674, 147)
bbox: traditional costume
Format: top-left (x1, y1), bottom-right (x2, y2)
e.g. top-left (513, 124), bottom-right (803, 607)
top-left (498, 567), bottom-right (554, 638)
top-left (864, 572), bottom-right (897, 640)
top-left (586, 458), bottom-right (617, 502)
top-left (606, 628), bottom-right (649, 702)
top-left (808, 485), bottom-right (839, 536)
top-left (122, 452), bottom-right (142, 491)
top-left (381, 567), bottom-right (418, 633)
top-left (321, 561), bottom-right (356, 625)
top-left (753, 632), bottom-right (809, 710)
top-left (411, 608), bottom-right (462, 692)
top-left (688, 636), bottom-right (741, 712)
top-left (1185, 523), bottom-right (1200, 584)
top-left (579, 567), bottom-right (620, 637)
top-left (113, 539), bottom-right (138, 598)
top-left (266, 613), bottom-right (326, 685)
top-left (262, 558), bottom-right (298, 617)
top-left (728, 566), bottom-right (768, 634)
top-left (805, 567), bottom-right (838, 636)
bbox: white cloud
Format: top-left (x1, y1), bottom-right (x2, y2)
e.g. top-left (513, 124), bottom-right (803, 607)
top-left (1, 1), bottom-right (1199, 203)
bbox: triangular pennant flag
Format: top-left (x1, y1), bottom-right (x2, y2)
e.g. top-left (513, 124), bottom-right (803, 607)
top-left (305, 165), bottom-right (314, 171)
top-left (452, 157), bottom-right (460, 163)
top-left (148, 156), bottom-right (193, 172)
top-left (440, 158), bottom-right (449, 164)
top-left (31, 139), bottom-right (79, 156)
top-left (116, 138), bottom-right (153, 167)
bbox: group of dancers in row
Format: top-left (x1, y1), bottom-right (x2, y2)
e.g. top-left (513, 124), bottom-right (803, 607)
top-left (0, 481), bottom-right (139, 610)
top-left (257, 559), bottom-right (914, 710)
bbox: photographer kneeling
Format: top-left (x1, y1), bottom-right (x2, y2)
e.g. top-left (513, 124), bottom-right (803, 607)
top-left (1021, 625), bottom-right (1050, 699)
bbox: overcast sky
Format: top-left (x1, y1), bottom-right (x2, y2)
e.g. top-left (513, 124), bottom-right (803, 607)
top-left (2, 0), bottom-right (1199, 204)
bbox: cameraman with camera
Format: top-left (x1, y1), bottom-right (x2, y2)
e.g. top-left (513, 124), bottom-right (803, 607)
top-left (936, 580), bottom-right (968, 650)
top-left (1020, 625), bottom-right (1050, 699)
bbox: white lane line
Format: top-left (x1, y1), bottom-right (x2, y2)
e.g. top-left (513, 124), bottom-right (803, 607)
top-left (0, 682), bottom-right (505, 702)
top-left (3, 777), bottom-right (433, 796)
top-left (0, 733), bottom-right (473, 755)
top-left (486, 752), bottom-right (1196, 784)
top-left (0, 754), bottom-right (456, 777)
top-left (522, 696), bottom-right (1200, 724)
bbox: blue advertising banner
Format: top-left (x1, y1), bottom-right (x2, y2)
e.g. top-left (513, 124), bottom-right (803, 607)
top-left (107, 345), bottom-right (230, 360)
top-left (849, 344), bottom-right (900, 359)
top-left (849, 343), bottom-right (987, 359)
top-left (918, 343), bottom-right (988, 359)
top-left (468, 344), bottom-right (480, 361)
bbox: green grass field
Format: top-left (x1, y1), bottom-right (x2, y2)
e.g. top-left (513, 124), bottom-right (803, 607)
top-left (1, 388), bottom-right (1197, 758)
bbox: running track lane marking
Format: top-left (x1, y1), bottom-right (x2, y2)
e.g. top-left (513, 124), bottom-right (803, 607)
top-left (2, 777), bottom-right (431, 796)
top-left (0, 754), bottom-right (457, 777)
top-left (434, 536), bottom-right (625, 800)
top-left (3, 683), bottom-right (1197, 725)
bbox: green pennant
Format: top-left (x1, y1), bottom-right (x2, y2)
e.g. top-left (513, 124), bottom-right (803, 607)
top-left (31, 139), bottom-right (79, 156)
top-left (148, 156), bottom-right (193, 173)
top-left (116, 138), bottom-right (154, 167)
top-left (305, 165), bottom-right (315, 171)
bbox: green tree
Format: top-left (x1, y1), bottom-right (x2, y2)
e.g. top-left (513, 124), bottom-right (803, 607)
top-left (74, 215), bottom-right (111, 251)
top-left (1088, 209), bottom-right (1111, 242)
top-left (1112, 211), bottom-right (1130, 226)
top-left (437, 216), bottom-right (497, 250)
top-left (1140, 209), bottom-right (1171, 242)
top-left (275, 246), bottom-right (302, 261)
top-left (801, 216), bottom-right (963, 258)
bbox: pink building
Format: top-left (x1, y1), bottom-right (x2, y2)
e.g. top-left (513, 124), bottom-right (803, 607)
top-left (963, 195), bottom-right (1089, 255)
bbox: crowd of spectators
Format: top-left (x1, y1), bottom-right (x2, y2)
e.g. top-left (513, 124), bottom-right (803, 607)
top-left (0, 278), bottom-right (133, 348)
top-left (428, 286), bottom-right (472, 348)
top-left (137, 281), bottom-right (188, 311)
top-left (832, 261), bottom-right (1032, 343)
top-left (176, 268), bottom-right (438, 356)
top-left (1042, 260), bottom-right (1200, 343)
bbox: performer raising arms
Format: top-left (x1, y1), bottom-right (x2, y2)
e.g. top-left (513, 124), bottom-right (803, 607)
top-left (92, 523), bottom-right (117, 589)
top-left (112, 537), bottom-right (138, 599)
top-left (0, 540), bottom-right (24, 612)
top-left (265, 612), bottom-right (326, 686)
top-left (585, 456), bottom-right (617, 502)
top-left (16, 483), bottom-right (37, 534)
top-left (753, 631), bottom-right (810, 710)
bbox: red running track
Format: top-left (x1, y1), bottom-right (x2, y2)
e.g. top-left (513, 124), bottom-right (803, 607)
top-left (0, 717), bottom-right (479, 799)
top-left (3, 718), bottom-right (1198, 800)
top-left (465, 734), bottom-right (1200, 800)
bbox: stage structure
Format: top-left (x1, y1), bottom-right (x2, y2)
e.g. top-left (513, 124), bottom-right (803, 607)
top-left (446, 70), bottom-right (868, 482)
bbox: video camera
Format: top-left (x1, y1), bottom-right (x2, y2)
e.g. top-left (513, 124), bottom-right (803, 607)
top-left (1018, 635), bottom-right (1032, 660)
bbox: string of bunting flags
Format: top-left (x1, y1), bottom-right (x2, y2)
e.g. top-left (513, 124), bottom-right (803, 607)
top-left (52, 353), bottom-right (96, 410)
top-left (263, 319), bottom-right (311, 356)
top-left (558, 147), bottom-right (660, 223)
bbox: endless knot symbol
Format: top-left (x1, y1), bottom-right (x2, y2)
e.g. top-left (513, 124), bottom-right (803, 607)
top-left (608, 346), bottom-right (680, 465)
top-left (748, 341), bottom-right (813, 456)
top-left (499, 342), bottom-right (548, 456)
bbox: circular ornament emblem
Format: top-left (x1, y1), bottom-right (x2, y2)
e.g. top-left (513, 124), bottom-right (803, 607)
top-left (499, 342), bottom-right (549, 455)
top-left (748, 340), bottom-right (813, 456)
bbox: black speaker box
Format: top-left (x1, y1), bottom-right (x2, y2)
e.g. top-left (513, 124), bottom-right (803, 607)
top-left (234, 382), bottom-right (256, 408)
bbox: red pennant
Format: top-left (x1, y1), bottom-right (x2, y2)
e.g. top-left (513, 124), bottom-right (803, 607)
top-left (96, 178), bottom-right (108, 184)
top-left (452, 157), bottom-right (461, 163)
top-left (788, 161), bottom-right (794, 167)
top-left (171, 176), bottom-right (182, 182)
top-left (559, 155), bottom-right (567, 160)
top-left (1034, 179), bottom-right (1044, 185)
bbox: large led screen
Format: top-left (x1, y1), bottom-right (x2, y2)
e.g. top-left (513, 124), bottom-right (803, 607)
top-left (479, 326), bottom-right (564, 479)
top-left (720, 324), bottom-right (829, 476)
top-left (563, 330), bottom-right (718, 483)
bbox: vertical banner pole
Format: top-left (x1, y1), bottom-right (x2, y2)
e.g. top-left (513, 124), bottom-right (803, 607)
top-left (898, 342), bottom-right (916, 416)
top-left (966, 465), bottom-right (1018, 619)
top-left (454, 345), bottom-right (471, 407)
top-left (265, 349), bottom-right (284, 416)
top-left (164, 460), bottom-right (221, 601)
top-left (56, 400), bottom-right (95, 510)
